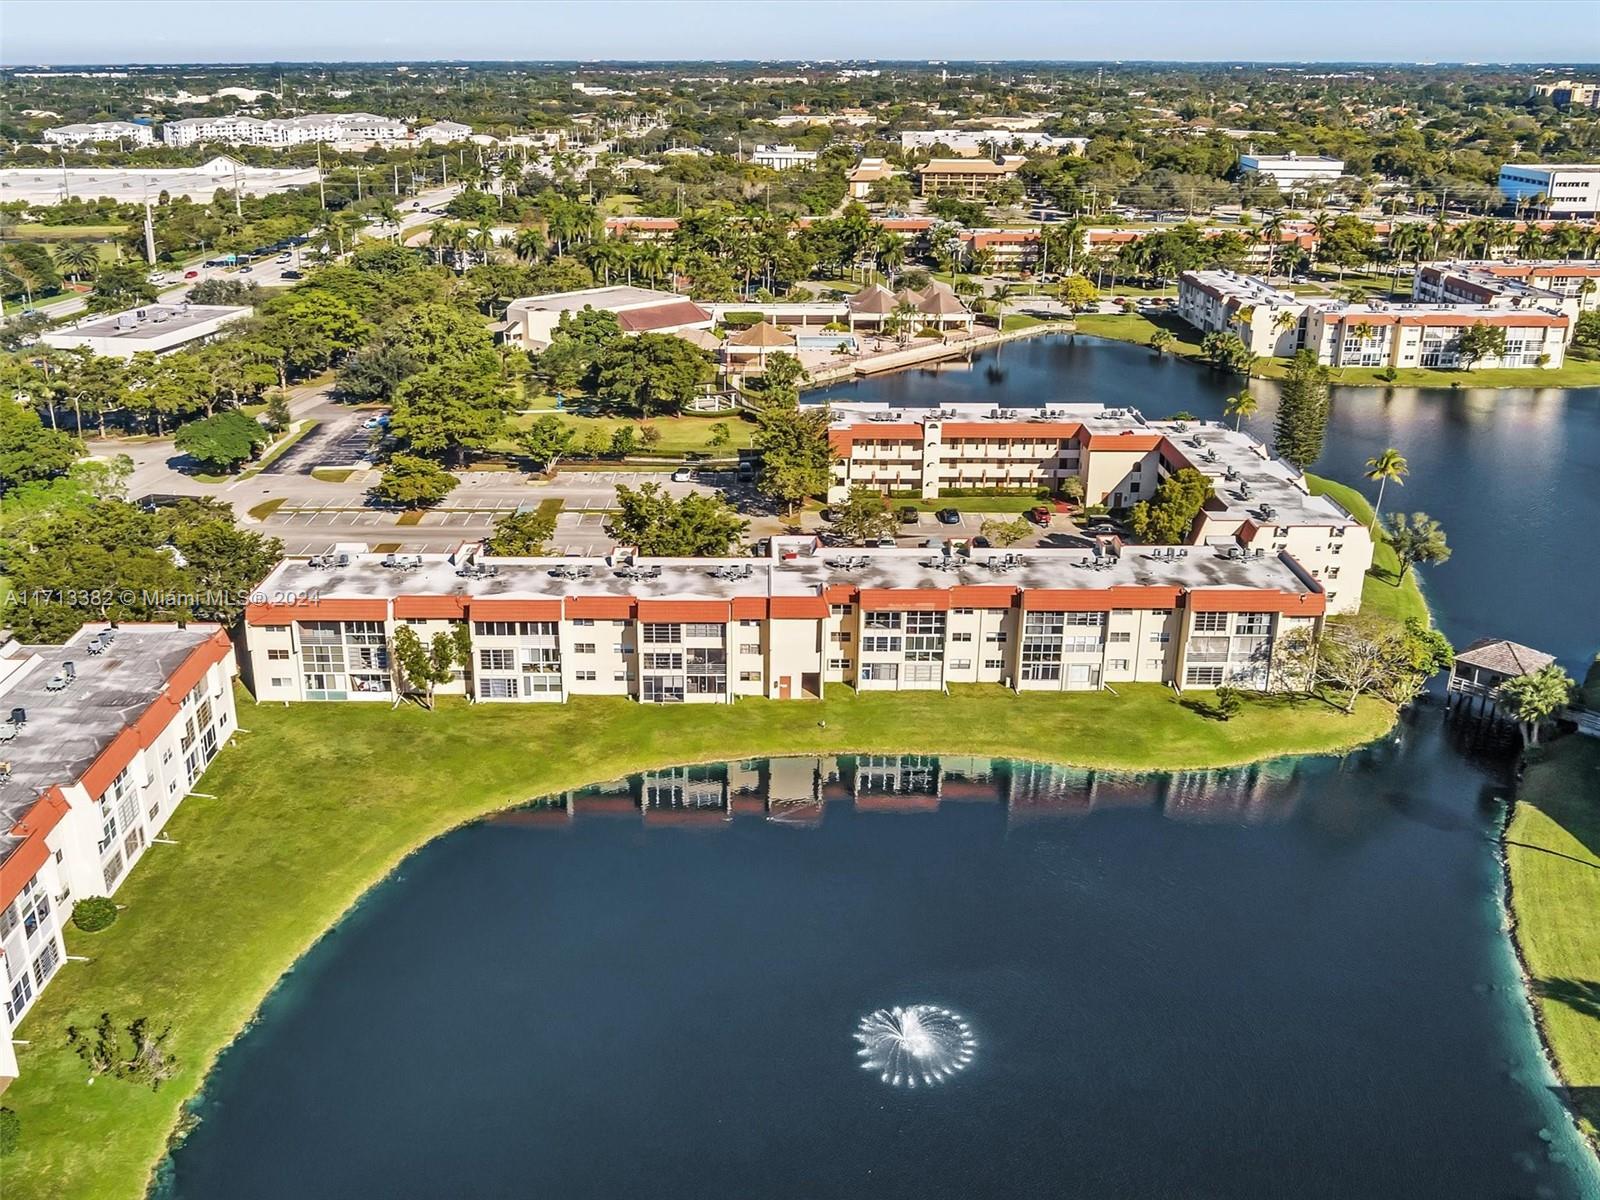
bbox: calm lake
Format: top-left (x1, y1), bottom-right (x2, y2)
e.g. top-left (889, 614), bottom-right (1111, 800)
top-left (157, 338), bottom-right (1600, 1199)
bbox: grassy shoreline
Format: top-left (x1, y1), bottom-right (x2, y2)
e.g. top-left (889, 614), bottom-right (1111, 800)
top-left (1070, 313), bottom-right (1600, 389)
top-left (1505, 732), bottom-right (1600, 1154)
top-left (3, 682), bottom-right (1395, 1200)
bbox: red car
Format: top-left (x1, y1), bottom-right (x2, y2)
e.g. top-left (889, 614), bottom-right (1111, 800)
top-left (184, 270), bottom-right (200, 279)
top-left (1029, 505), bottom-right (1053, 526)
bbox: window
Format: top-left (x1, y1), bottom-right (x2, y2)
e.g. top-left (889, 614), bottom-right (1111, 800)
top-left (830, 604), bottom-right (850, 617)
top-left (1185, 665), bottom-right (1225, 687)
top-left (1021, 611), bottom-right (1064, 681)
top-left (831, 631), bottom-right (852, 643)
top-left (574, 643), bottom-right (597, 655)
top-left (1326, 567), bottom-right (1341, 579)
top-left (828, 658), bottom-right (853, 671)
top-left (148, 800), bottom-right (161, 822)
top-left (267, 649), bottom-right (289, 661)
top-left (951, 631), bottom-right (973, 643)
top-left (270, 677), bottom-right (289, 689)
top-left (404, 617), bottom-right (428, 626)
top-left (1108, 631), bottom-right (1131, 644)
top-left (741, 643), bottom-right (761, 655)
top-left (984, 658), bottom-right (1005, 671)
top-left (643, 623), bottom-right (681, 644)
top-left (1146, 657), bottom-right (1164, 671)
top-left (986, 631), bottom-right (1008, 643)
top-left (103, 850), bottom-right (125, 892)
top-left (643, 652), bottom-right (683, 671)
top-left (1149, 632), bottom-right (1171, 644)
top-left (1108, 659), bottom-right (1130, 671)
top-left (1234, 613), bottom-right (1271, 636)
top-left (860, 662), bottom-right (899, 682)
top-left (479, 648), bottom-right (516, 672)
top-left (684, 623), bottom-right (721, 639)
top-left (6, 973), bottom-right (33, 1024)
top-left (614, 644), bottom-right (628, 654)
top-left (904, 662), bottom-right (940, 683)
top-left (478, 677), bottom-right (517, 699)
top-left (573, 618), bottom-right (595, 627)
top-left (740, 671), bottom-right (762, 682)
top-left (950, 658), bottom-right (972, 671)
top-left (864, 612), bottom-right (902, 630)
top-left (904, 612), bottom-right (946, 661)
top-left (473, 621), bottom-right (517, 637)
top-left (861, 636), bottom-right (901, 654)
top-left (739, 619), bottom-right (760, 628)
top-left (613, 671), bottom-right (628, 683)
top-left (1194, 612), bottom-right (1228, 633)
top-left (32, 939), bottom-right (60, 988)
top-left (643, 677), bottom-right (685, 703)
top-left (575, 670), bottom-right (597, 681)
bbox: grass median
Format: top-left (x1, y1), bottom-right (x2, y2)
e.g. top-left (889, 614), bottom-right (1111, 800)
top-left (3, 681), bottom-right (1394, 1200)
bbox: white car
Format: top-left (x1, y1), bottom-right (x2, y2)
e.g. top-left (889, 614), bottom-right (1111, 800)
top-left (671, 468), bottom-right (693, 482)
top-left (148, 272), bottom-right (170, 285)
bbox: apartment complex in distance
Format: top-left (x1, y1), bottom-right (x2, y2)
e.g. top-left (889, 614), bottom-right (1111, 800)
top-left (243, 536), bottom-right (1328, 716)
top-left (822, 403), bottom-right (1372, 615)
top-left (750, 144), bottom-right (818, 170)
top-left (918, 156), bottom-right (1026, 198)
top-left (1414, 260), bottom-right (1600, 323)
top-left (1179, 270), bottom-right (1571, 369)
top-left (42, 120), bottom-right (156, 147)
top-left (1497, 164), bottom-right (1600, 217)
top-left (1528, 80), bottom-right (1600, 109)
top-left (0, 624), bottom-right (238, 1089)
top-left (161, 112), bottom-right (409, 148)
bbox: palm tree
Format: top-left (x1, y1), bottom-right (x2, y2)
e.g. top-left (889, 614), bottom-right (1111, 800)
top-left (512, 227), bottom-right (545, 263)
top-left (52, 241), bottom-right (99, 282)
top-left (1309, 211), bottom-right (1334, 270)
top-left (1364, 448), bottom-right (1408, 531)
top-left (1261, 212), bottom-right (1284, 278)
top-left (1224, 392), bottom-right (1258, 430)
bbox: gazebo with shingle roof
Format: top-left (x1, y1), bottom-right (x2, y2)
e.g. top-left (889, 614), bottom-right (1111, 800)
top-left (845, 283), bottom-right (898, 330)
top-left (723, 319), bottom-right (795, 370)
top-left (1446, 637), bottom-right (1557, 713)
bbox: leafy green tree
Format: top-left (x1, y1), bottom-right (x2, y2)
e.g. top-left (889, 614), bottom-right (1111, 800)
top-left (0, 401), bottom-right (81, 494)
top-left (1129, 467), bottom-right (1213, 542)
top-left (594, 333), bottom-right (714, 416)
top-left (1456, 324), bottom-right (1507, 370)
top-left (979, 516), bottom-right (1033, 547)
top-left (757, 351), bottom-right (808, 405)
top-left (1200, 330), bottom-right (1252, 374)
top-left (257, 291), bottom-right (373, 377)
top-left (368, 454), bottom-right (459, 508)
top-left (1148, 327), bottom-right (1176, 355)
top-left (1572, 311), bottom-right (1600, 354)
top-left (1212, 686), bottom-right (1243, 721)
top-left (708, 421), bottom-right (733, 449)
top-left (608, 425), bottom-right (637, 458)
top-left (608, 481), bottom-right (747, 555)
top-left (1273, 350), bottom-right (1331, 471)
top-left (173, 411), bottom-right (268, 473)
top-left (388, 364), bottom-right (506, 467)
top-left (578, 427), bottom-right (611, 459)
top-left (391, 625), bottom-right (456, 709)
top-left (831, 486), bottom-right (897, 544)
top-left (125, 351), bottom-right (212, 434)
top-left (86, 261), bottom-right (157, 313)
top-left (531, 308), bottom-right (623, 393)
top-left (516, 414), bottom-right (576, 472)
top-left (338, 343), bottom-right (418, 404)
top-left (754, 403), bottom-right (833, 516)
top-left (380, 303), bottom-right (496, 370)
top-left (186, 278), bottom-right (262, 306)
top-left (1383, 512), bottom-right (1450, 581)
top-left (1058, 275), bottom-right (1100, 308)
top-left (1223, 392), bottom-right (1258, 430)
top-left (263, 390), bottom-right (292, 435)
top-left (1499, 664), bottom-right (1575, 748)
top-left (486, 506), bottom-right (558, 554)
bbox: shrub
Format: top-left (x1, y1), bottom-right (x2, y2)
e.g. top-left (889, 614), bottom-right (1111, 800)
top-left (0, 1107), bottom-right (17, 1157)
top-left (1375, 366), bottom-right (1399, 382)
top-left (72, 896), bottom-right (118, 933)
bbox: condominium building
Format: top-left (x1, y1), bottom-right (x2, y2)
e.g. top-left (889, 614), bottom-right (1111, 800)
top-left (822, 404), bottom-right (1372, 614)
top-left (918, 156), bottom-right (1027, 199)
top-left (1528, 81), bottom-right (1600, 109)
top-left (1416, 259), bottom-right (1600, 318)
top-left (0, 624), bottom-right (238, 1090)
top-left (42, 120), bottom-right (156, 147)
top-left (1412, 262), bottom-right (1583, 338)
top-left (1237, 153), bottom-right (1346, 186)
top-left (750, 144), bottom-right (818, 170)
top-left (1177, 270), bottom-right (1305, 356)
top-left (242, 538), bottom-right (1328, 717)
top-left (1178, 271), bottom-right (1570, 368)
top-left (1497, 164), bottom-right (1600, 217)
top-left (161, 112), bottom-right (409, 148)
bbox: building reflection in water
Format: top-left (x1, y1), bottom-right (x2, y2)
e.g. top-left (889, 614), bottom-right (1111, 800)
top-left (496, 753), bottom-right (1310, 830)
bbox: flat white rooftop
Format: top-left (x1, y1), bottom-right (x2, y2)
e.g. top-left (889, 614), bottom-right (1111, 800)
top-left (46, 303), bottom-right (251, 343)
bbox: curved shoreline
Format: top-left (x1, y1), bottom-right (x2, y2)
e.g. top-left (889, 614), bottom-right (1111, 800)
top-left (4, 683), bottom-right (1399, 1200)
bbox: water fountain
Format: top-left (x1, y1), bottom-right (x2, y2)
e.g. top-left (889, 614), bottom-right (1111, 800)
top-left (854, 1004), bottom-right (977, 1088)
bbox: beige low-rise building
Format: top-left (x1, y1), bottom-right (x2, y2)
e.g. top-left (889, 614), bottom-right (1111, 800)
top-left (502, 286), bottom-right (713, 351)
top-left (823, 404), bottom-right (1372, 615)
top-left (242, 537), bottom-right (1329, 712)
top-left (918, 156), bottom-right (1026, 199)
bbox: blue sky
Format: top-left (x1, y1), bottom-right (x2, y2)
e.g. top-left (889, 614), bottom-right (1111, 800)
top-left (4, 0), bottom-right (1596, 66)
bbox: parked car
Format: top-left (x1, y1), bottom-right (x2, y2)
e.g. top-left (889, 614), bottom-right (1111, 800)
top-left (874, 536), bottom-right (896, 548)
top-left (971, 535), bottom-right (992, 549)
top-left (1029, 505), bottom-right (1053, 525)
top-left (238, 265), bottom-right (253, 273)
top-left (281, 270), bottom-right (302, 280)
top-left (671, 468), bottom-right (693, 482)
top-left (935, 508), bottom-right (960, 525)
top-left (1084, 522), bottom-right (1123, 537)
top-left (183, 269), bottom-right (200, 279)
top-left (898, 505), bottom-right (919, 524)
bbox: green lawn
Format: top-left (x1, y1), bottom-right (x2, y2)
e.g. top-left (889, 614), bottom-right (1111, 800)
top-left (0, 223), bottom-right (128, 240)
top-left (1069, 314), bottom-right (1600, 389)
top-left (2, 682), bottom-right (1395, 1200)
top-left (1506, 733), bottom-right (1600, 1153)
top-left (503, 410), bottom-right (752, 456)
top-left (1305, 474), bottom-right (1430, 626)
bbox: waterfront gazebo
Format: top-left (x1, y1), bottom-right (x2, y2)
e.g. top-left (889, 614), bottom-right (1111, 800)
top-left (1446, 638), bottom-right (1556, 713)
top-left (723, 320), bottom-right (795, 372)
top-left (846, 283), bottom-right (898, 332)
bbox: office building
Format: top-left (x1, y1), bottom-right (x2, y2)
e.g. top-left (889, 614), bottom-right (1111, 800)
top-left (1237, 153), bottom-right (1346, 186)
top-left (41, 303), bottom-right (253, 360)
top-left (1496, 164), bottom-right (1600, 217)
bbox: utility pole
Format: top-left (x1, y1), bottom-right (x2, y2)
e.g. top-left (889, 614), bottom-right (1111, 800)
top-left (143, 200), bottom-right (157, 265)
top-left (317, 144), bottom-right (326, 209)
top-left (232, 159), bottom-right (242, 217)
